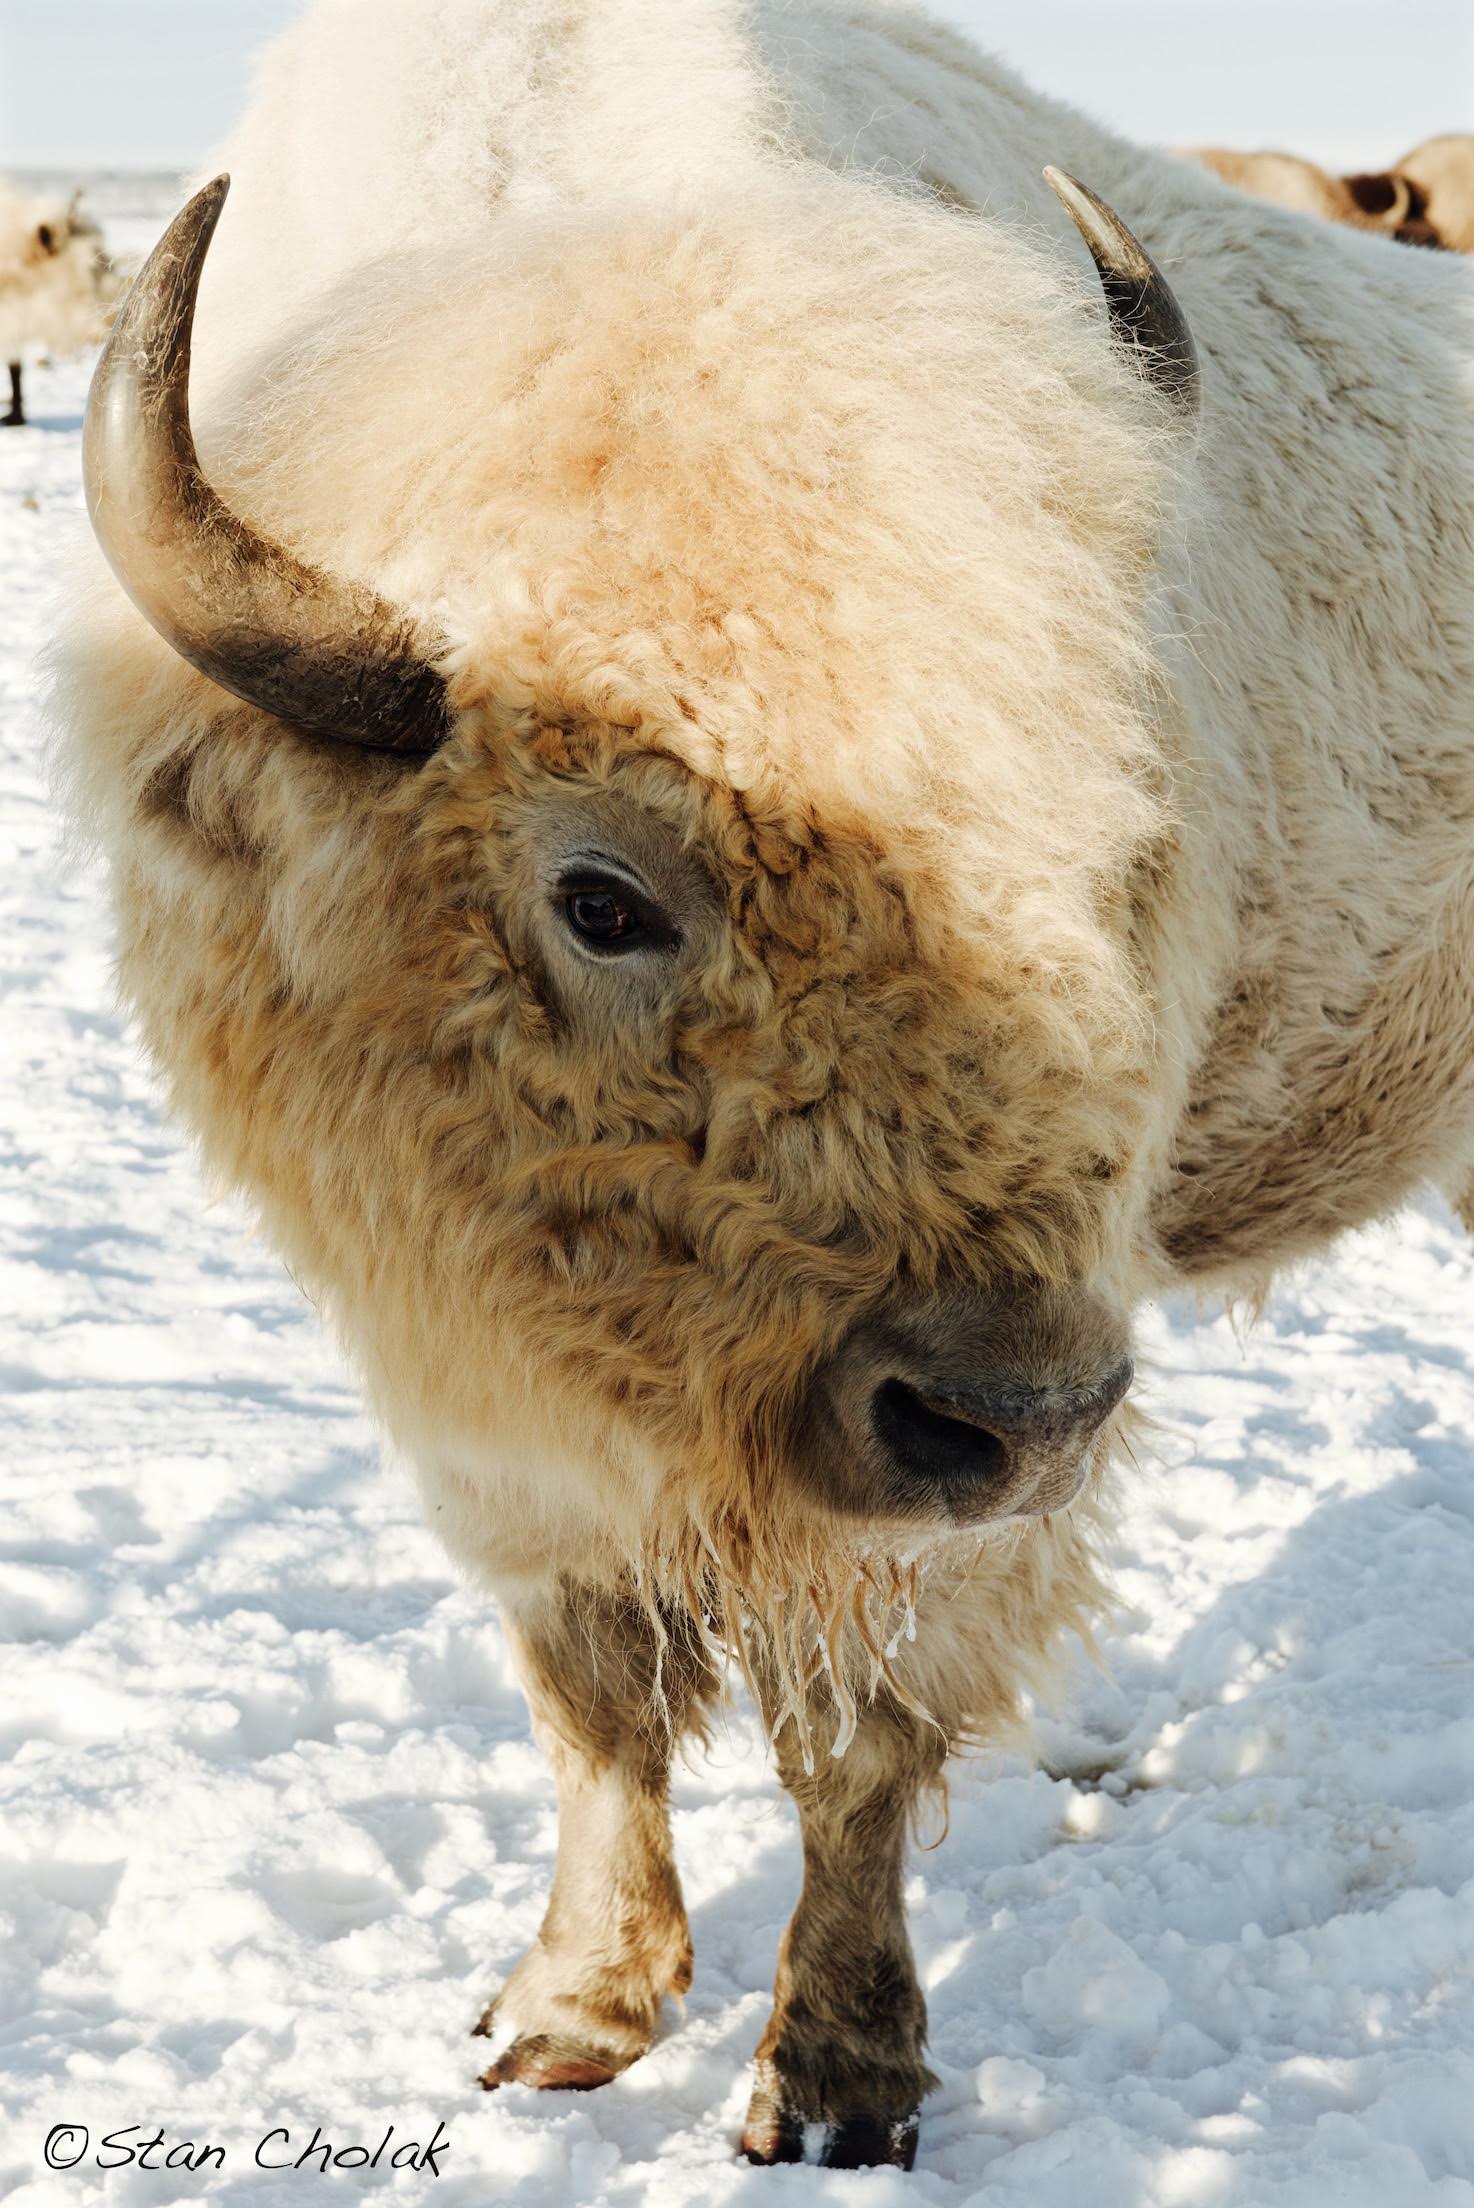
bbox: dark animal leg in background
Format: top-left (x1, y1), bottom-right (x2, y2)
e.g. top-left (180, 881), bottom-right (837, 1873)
top-left (3, 362), bottom-right (23, 426)
top-left (1454, 1174), bottom-right (1474, 1238)
top-left (741, 1679), bottom-right (944, 2170)
top-left (475, 1580), bottom-right (716, 2092)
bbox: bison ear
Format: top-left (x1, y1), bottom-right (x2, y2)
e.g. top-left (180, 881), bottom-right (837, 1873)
top-left (1043, 166), bottom-right (1200, 419)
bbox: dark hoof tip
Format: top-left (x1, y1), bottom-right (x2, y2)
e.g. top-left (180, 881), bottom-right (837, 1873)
top-left (741, 2100), bottom-right (921, 2170)
top-left (740, 2102), bottom-right (806, 2165)
top-left (478, 2034), bottom-right (618, 2094)
top-left (823, 2112), bottom-right (921, 2170)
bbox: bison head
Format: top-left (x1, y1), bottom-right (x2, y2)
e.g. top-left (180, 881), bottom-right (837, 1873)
top-left (66, 168), bottom-right (1196, 1709)
top-left (19, 190), bottom-right (111, 284)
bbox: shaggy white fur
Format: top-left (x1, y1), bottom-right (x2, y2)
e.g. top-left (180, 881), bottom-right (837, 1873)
top-left (57, 0), bottom-right (1474, 1724)
top-left (48, 0), bottom-right (1474, 2156)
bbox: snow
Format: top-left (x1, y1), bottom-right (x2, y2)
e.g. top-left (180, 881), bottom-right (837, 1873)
top-left (2, 189), bottom-right (1472, 2207)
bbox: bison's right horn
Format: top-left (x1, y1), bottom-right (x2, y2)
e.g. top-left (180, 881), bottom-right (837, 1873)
top-left (83, 175), bottom-right (453, 757)
top-left (1043, 166), bottom-right (1201, 418)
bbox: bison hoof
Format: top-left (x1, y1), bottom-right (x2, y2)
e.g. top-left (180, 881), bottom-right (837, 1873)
top-left (740, 2091), bottom-right (921, 2170)
top-left (477, 2031), bottom-right (621, 2093)
top-left (470, 1926), bottom-right (689, 2093)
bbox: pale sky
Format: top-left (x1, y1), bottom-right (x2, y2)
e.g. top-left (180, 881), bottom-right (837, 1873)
top-left (1, 0), bottom-right (1470, 173)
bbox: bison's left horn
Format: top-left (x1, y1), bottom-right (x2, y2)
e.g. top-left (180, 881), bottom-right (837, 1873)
top-left (1043, 166), bottom-right (1200, 417)
top-left (83, 175), bottom-right (453, 756)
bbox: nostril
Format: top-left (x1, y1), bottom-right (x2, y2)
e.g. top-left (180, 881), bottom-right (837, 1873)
top-left (871, 1378), bottom-right (1009, 1490)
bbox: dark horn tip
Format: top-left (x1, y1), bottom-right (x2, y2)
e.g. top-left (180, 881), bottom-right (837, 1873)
top-left (174, 174), bottom-right (232, 256)
top-left (1043, 165), bottom-right (1148, 277)
top-left (1043, 162), bottom-right (1201, 419)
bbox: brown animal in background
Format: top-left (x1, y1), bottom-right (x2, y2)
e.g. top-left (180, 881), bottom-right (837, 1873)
top-left (1184, 144), bottom-right (1450, 246)
top-left (0, 183), bottom-right (117, 424)
top-left (1396, 134), bottom-right (1474, 252)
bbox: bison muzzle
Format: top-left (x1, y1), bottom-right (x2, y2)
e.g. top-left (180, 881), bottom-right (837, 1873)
top-left (813, 1281), bottom-right (1132, 1524)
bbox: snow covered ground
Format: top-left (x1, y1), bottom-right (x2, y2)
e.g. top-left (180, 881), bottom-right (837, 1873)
top-left (2, 194), bottom-right (1473, 2208)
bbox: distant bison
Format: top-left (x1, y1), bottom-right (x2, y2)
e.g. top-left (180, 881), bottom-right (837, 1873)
top-left (57, 0), bottom-right (1474, 2174)
top-left (1396, 133), bottom-right (1474, 253)
top-left (0, 182), bottom-right (116, 424)
top-left (1184, 137), bottom-right (1473, 250)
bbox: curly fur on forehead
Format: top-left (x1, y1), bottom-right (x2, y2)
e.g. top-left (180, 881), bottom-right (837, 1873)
top-left (202, 168), bottom-right (1178, 902)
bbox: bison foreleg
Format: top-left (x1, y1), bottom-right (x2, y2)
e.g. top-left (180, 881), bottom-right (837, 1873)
top-left (3, 362), bottom-right (22, 427)
top-left (477, 1579), bottom-right (714, 2093)
top-left (741, 1683), bottom-right (944, 2169)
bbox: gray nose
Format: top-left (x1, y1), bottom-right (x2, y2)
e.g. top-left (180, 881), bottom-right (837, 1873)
top-left (869, 1360), bottom-right (1132, 1516)
top-left (813, 1279), bottom-right (1133, 1526)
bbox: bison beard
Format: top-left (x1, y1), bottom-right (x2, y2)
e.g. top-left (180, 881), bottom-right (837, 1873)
top-left (55, 0), bottom-right (1474, 2174)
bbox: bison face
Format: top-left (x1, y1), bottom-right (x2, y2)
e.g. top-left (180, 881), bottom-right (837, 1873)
top-left (68, 172), bottom-right (1188, 1616)
top-left (26, 199), bottom-right (108, 276)
top-left (317, 693), bottom-right (1153, 1584)
top-left (531, 792), bottom-right (1138, 1531)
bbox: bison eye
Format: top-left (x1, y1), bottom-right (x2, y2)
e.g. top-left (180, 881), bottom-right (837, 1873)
top-left (556, 871), bottom-right (677, 956)
top-left (567, 887), bottom-right (641, 943)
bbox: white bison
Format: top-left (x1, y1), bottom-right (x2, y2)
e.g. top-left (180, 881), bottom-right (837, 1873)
top-left (56, 0), bottom-right (1474, 2171)
top-left (0, 181), bottom-right (115, 424)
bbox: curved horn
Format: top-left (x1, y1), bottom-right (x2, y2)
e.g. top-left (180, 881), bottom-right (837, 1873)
top-left (83, 176), bottom-right (452, 756)
top-left (1043, 166), bottom-right (1200, 417)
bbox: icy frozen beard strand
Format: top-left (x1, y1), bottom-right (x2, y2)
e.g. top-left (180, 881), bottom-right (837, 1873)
top-left (637, 1520), bottom-right (1026, 1773)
